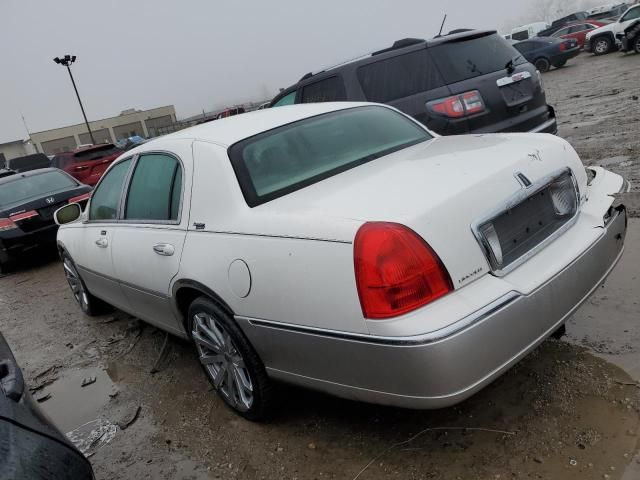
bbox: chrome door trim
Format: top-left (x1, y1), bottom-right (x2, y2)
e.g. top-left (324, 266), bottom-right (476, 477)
top-left (77, 263), bottom-right (169, 299)
top-left (237, 292), bottom-right (520, 347)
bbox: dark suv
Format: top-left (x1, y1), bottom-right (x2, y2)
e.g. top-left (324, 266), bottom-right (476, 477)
top-left (270, 30), bottom-right (557, 136)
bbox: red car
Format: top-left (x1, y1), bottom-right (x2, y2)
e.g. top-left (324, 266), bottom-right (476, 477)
top-left (550, 21), bottom-right (610, 48)
top-left (50, 144), bottom-right (123, 186)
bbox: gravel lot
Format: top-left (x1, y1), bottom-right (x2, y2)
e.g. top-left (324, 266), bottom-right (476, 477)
top-left (1, 51), bottom-right (639, 480)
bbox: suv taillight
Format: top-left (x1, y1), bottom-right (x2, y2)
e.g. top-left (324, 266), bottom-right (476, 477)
top-left (427, 90), bottom-right (486, 119)
top-left (354, 222), bottom-right (453, 319)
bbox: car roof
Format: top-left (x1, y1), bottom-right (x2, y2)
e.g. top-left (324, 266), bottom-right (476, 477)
top-left (0, 167), bottom-right (65, 185)
top-left (136, 102), bottom-right (373, 149)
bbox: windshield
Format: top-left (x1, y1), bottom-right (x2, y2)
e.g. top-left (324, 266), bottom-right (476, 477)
top-left (0, 171), bottom-right (77, 206)
top-left (229, 106), bottom-right (432, 207)
top-left (430, 34), bottom-right (527, 83)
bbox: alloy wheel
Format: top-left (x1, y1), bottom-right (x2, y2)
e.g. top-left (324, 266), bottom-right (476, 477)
top-left (595, 39), bottom-right (609, 54)
top-left (192, 312), bottom-right (253, 412)
top-left (63, 258), bottom-right (88, 310)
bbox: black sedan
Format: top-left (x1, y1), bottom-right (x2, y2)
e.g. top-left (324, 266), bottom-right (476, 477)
top-left (512, 37), bottom-right (581, 72)
top-left (0, 332), bottom-right (94, 479)
top-left (0, 168), bottom-right (91, 272)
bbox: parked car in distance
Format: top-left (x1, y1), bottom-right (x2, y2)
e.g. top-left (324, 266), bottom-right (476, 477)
top-left (50, 143), bottom-right (123, 186)
top-left (56, 103), bottom-right (627, 420)
top-left (550, 21), bottom-right (611, 48)
top-left (5, 153), bottom-right (51, 173)
top-left (271, 30), bottom-right (557, 136)
top-left (0, 169), bottom-right (16, 179)
top-left (587, 3), bottom-right (629, 21)
top-left (0, 332), bottom-right (95, 479)
top-left (512, 37), bottom-right (581, 71)
top-left (511, 21), bottom-right (550, 41)
top-left (216, 107), bottom-right (246, 119)
top-left (537, 11), bottom-right (590, 37)
top-left (0, 168), bottom-right (91, 271)
top-left (585, 3), bottom-right (640, 54)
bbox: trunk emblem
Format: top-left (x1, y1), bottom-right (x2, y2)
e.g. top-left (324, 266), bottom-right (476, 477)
top-left (515, 172), bottom-right (532, 188)
top-left (45, 197), bottom-right (55, 204)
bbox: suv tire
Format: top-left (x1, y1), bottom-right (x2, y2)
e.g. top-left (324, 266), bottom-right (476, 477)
top-left (634, 35), bottom-right (640, 54)
top-left (62, 253), bottom-right (112, 316)
top-left (593, 36), bottom-right (612, 55)
top-left (534, 57), bottom-right (551, 72)
top-left (188, 296), bottom-right (272, 421)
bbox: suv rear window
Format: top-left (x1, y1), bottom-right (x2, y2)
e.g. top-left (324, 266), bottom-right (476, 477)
top-left (357, 49), bottom-right (444, 103)
top-left (229, 106), bottom-right (431, 207)
top-left (74, 144), bottom-right (121, 161)
top-left (429, 34), bottom-right (525, 84)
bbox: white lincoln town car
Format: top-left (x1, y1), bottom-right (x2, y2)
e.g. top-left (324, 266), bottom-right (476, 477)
top-left (55, 103), bottom-right (627, 420)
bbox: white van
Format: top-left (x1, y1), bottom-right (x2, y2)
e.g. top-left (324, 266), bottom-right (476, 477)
top-left (511, 22), bottom-right (550, 41)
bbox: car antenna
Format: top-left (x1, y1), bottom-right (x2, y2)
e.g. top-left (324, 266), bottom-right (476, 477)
top-left (436, 13), bottom-right (447, 37)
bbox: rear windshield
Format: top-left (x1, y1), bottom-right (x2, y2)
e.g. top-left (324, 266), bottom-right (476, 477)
top-left (430, 34), bottom-right (526, 84)
top-left (0, 171), bottom-right (77, 206)
top-left (229, 106), bottom-right (431, 207)
top-left (74, 144), bottom-right (122, 161)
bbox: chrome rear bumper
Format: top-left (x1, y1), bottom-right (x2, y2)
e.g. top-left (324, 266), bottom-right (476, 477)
top-left (237, 206), bottom-right (627, 409)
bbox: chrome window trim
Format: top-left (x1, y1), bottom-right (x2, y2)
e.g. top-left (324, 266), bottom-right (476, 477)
top-left (471, 167), bottom-right (581, 277)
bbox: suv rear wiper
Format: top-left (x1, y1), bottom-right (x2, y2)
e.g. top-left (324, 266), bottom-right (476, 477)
top-left (505, 54), bottom-right (523, 75)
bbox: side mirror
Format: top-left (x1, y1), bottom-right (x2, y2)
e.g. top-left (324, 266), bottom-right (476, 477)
top-left (54, 203), bottom-right (82, 225)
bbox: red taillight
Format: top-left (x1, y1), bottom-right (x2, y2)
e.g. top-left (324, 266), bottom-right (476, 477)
top-left (427, 90), bottom-right (486, 119)
top-left (0, 218), bottom-right (17, 231)
top-left (559, 42), bottom-right (567, 51)
top-left (9, 210), bottom-right (38, 222)
top-left (69, 192), bottom-right (91, 204)
top-left (354, 222), bottom-right (453, 319)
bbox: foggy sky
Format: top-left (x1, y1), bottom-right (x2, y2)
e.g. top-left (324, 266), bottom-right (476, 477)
top-left (0, 0), bottom-right (586, 143)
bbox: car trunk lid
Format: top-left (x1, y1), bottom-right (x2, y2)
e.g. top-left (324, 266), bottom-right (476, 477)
top-left (248, 134), bottom-right (587, 288)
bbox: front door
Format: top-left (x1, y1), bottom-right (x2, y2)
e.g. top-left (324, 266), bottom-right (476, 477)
top-left (110, 153), bottom-right (187, 334)
top-left (76, 158), bottom-right (133, 310)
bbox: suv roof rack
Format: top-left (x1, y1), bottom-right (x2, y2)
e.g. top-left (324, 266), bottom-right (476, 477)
top-left (372, 38), bottom-right (425, 56)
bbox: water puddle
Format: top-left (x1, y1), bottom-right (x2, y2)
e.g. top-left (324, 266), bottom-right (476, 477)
top-left (38, 366), bottom-right (117, 433)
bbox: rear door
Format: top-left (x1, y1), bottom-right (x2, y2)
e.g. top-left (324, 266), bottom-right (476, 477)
top-left (110, 152), bottom-right (188, 334)
top-left (75, 158), bottom-right (132, 310)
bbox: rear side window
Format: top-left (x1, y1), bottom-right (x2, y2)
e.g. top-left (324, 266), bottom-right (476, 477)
top-left (513, 42), bottom-right (535, 53)
top-left (430, 34), bottom-right (526, 84)
top-left (229, 106), bottom-right (431, 207)
top-left (74, 145), bottom-right (122, 162)
top-left (124, 154), bottom-right (182, 221)
top-left (357, 49), bottom-right (444, 103)
top-left (89, 159), bottom-right (132, 221)
top-left (300, 77), bottom-right (346, 103)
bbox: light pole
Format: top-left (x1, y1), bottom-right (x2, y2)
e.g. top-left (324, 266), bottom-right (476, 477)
top-left (53, 54), bottom-right (95, 145)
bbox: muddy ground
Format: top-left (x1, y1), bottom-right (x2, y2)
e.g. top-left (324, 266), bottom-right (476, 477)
top-left (1, 51), bottom-right (640, 480)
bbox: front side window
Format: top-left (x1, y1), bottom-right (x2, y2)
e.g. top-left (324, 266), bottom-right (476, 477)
top-left (124, 154), bottom-right (182, 221)
top-left (622, 7), bottom-right (640, 21)
top-left (568, 25), bottom-right (586, 33)
top-left (300, 77), bottom-right (346, 103)
top-left (357, 49), bottom-right (444, 103)
top-left (272, 91), bottom-right (296, 107)
top-left (89, 159), bottom-right (132, 221)
top-left (229, 106), bottom-right (431, 207)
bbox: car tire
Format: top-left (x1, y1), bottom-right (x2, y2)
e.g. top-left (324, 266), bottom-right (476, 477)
top-left (534, 57), bottom-right (550, 73)
top-left (188, 296), bottom-right (272, 421)
top-left (552, 60), bottom-right (567, 68)
top-left (61, 253), bottom-right (112, 316)
top-left (593, 36), bottom-right (611, 55)
top-left (634, 36), bottom-right (640, 54)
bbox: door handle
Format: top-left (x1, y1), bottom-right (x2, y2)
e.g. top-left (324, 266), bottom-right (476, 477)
top-left (153, 243), bottom-right (175, 256)
top-left (95, 238), bottom-right (108, 248)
